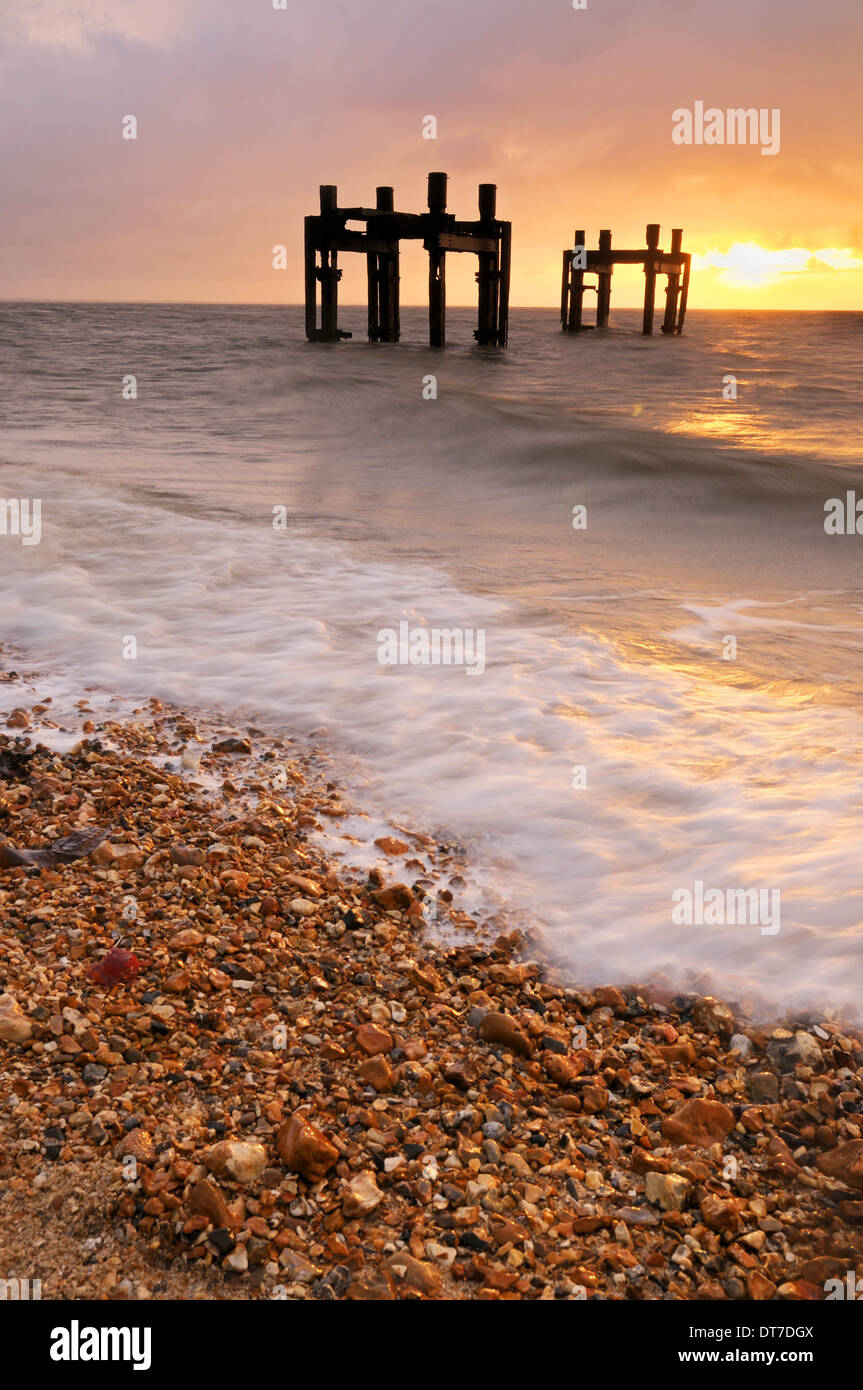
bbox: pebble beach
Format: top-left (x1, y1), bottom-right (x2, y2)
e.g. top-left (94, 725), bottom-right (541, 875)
top-left (2, 663), bottom-right (863, 1303)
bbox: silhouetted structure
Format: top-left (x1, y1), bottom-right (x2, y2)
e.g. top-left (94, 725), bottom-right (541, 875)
top-left (305, 173), bottom-right (511, 348)
top-left (561, 225), bottom-right (691, 335)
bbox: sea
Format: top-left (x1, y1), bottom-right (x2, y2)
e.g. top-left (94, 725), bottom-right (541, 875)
top-left (1, 302), bottom-right (862, 1014)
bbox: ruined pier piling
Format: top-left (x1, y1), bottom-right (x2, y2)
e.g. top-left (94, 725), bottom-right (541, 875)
top-left (304, 173), bottom-right (512, 348)
top-left (561, 224), bottom-right (691, 335)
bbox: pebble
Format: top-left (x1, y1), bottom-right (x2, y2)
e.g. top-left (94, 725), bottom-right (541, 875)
top-left (662, 1098), bottom-right (735, 1148)
top-left (276, 1114), bottom-right (338, 1182)
top-left (746, 1071), bottom-right (779, 1103)
top-left (692, 996), bottom-right (735, 1038)
top-left (204, 1140), bottom-right (268, 1185)
top-left (1, 706), bottom-right (862, 1304)
top-left (817, 1140), bottom-right (863, 1189)
top-left (645, 1171), bottom-right (690, 1212)
top-left (356, 1023), bottom-right (393, 1056)
top-left (478, 1011), bottom-right (532, 1057)
top-left (342, 1171), bottom-right (383, 1217)
top-left (0, 994), bottom-right (32, 1043)
top-left (190, 1179), bottom-right (233, 1230)
top-left (788, 1030), bottom-right (824, 1067)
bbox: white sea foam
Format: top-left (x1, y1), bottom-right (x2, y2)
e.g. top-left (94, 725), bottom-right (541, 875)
top-left (1, 475), bottom-right (862, 1013)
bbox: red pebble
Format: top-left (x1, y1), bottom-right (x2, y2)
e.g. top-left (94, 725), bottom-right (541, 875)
top-left (89, 948), bottom-right (141, 985)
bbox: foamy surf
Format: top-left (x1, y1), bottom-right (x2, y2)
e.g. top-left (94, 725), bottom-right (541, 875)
top-left (2, 470), bottom-right (862, 1014)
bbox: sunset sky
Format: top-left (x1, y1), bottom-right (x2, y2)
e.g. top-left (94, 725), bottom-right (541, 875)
top-left (2, 0), bottom-right (862, 309)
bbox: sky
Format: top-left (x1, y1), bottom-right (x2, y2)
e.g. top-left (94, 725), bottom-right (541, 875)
top-left (1, 0), bottom-right (862, 309)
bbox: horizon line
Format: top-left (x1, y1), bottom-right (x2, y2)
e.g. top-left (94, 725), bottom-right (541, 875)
top-left (1, 299), bottom-right (858, 313)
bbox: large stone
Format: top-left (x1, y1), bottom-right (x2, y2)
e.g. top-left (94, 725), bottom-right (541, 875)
top-left (661, 1098), bottom-right (735, 1148)
top-left (356, 1022), bottom-right (393, 1056)
top-left (478, 1011), bottom-right (532, 1058)
top-left (204, 1140), bottom-right (268, 1185)
top-left (358, 1055), bottom-right (393, 1092)
top-left (284, 873), bottom-right (322, 897)
top-left (692, 997), bottom-right (735, 1039)
top-left (767, 1135), bottom-right (801, 1179)
top-left (746, 1071), bottom-right (779, 1103)
top-left (90, 841), bottom-right (145, 870)
top-left (168, 928), bottom-right (204, 950)
top-left (114, 1128), bottom-right (154, 1163)
top-left (645, 1171), bottom-right (690, 1211)
top-left (342, 1170), bottom-right (383, 1218)
top-left (371, 883), bottom-right (414, 912)
top-left (384, 1252), bottom-right (442, 1295)
top-left (542, 1052), bottom-right (579, 1086)
top-left (787, 1031), bottom-right (824, 1068)
top-left (346, 1270), bottom-right (396, 1300)
top-left (582, 1084), bottom-right (608, 1114)
top-left (657, 1041), bottom-right (697, 1065)
top-left (699, 1194), bottom-right (742, 1234)
top-left (817, 1140), bottom-right (863, 1190)
top-left (594, 986), bottom-right (626, 1011)
top-left (374, 837), bottom-right (409, 856)
top-left (279, 1249), bottom-right (319, 1283)
top-left (170, 845), bottom-right (205, 867)
top-left (189, 1178), bottom-right (233, 1229)
top-left (276, 1114), bottom-right (338, 1183)
top-left (747, 1272), bottom-right (777, 1300)
top-left (0, 995), bottom-right (32, 1044)
top-left (776, 1280), bottom-right (823, 1301)
top-left (289, 898), bottom-right (317, 917)
top-left (213, 737), bottom-right (252, 754)
top-left (798, 1256), bottom-right (847, 1285)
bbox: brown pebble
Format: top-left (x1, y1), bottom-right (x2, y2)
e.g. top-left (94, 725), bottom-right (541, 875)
top-left (276, 1114), bottom-right (339, 1182)
top-left (478, 1011), bottom-right (532, 1058)
top-left (356, 1023), bottom-right (394, 1056)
